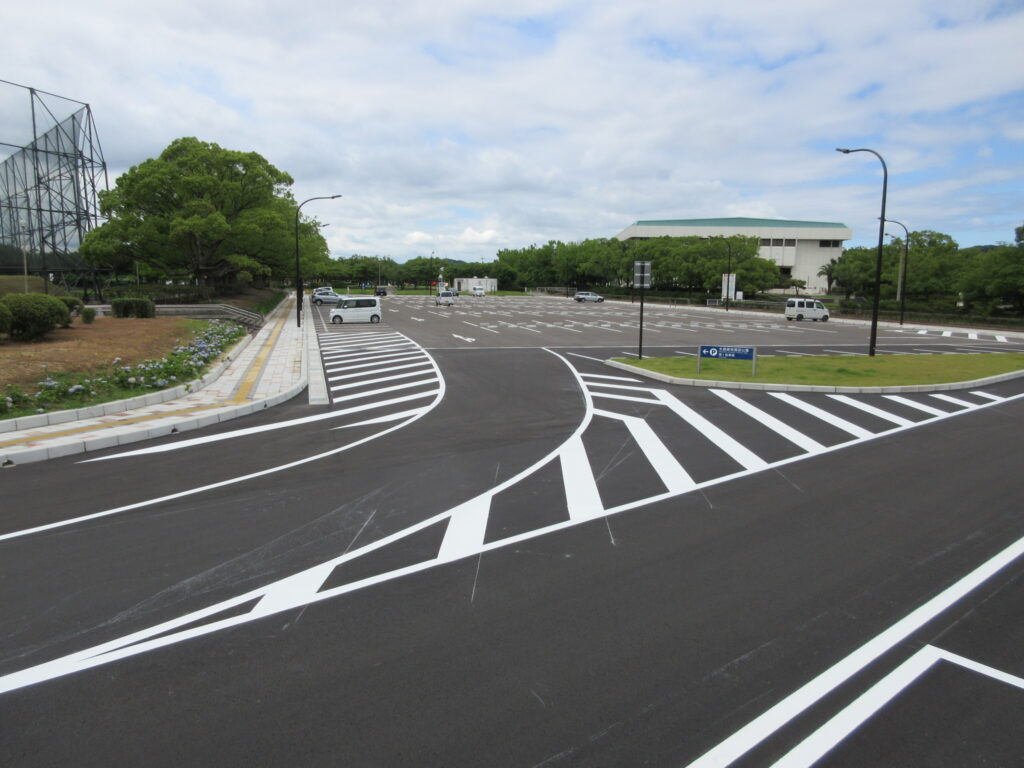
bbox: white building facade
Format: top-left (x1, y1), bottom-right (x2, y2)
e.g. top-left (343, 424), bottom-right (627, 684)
top-left (453, 276), bottom-right (498, 294)
top-left (615, 217), bottom-right (852, 294)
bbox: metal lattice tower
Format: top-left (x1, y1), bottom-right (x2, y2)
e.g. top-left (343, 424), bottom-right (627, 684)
top-left (0, 80), bottom-right (108, 281)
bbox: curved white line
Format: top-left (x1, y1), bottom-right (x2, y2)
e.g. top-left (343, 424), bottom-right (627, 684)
top-left (0, 333), bottom-right (446, 542)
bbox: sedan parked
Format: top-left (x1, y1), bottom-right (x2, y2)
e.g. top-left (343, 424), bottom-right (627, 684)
top-left (574, 291), bottom-right (604, 302)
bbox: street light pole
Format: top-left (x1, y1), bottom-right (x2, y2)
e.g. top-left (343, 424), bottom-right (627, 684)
top-left (295, 194), bottom-right (341, 327)
top-left (837, 148), bottom-right (888, 356)
top-left (884, 218), bottom-right (910, 327)
top-left (723, 237), bottom-right (734, 311)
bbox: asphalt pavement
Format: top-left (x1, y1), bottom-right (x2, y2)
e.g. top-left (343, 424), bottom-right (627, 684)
top-left (2, 293), bottom-right (1024, 766)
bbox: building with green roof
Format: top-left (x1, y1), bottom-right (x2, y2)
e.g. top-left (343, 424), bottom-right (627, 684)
top-left (615, 217), bottom-right (852, 293)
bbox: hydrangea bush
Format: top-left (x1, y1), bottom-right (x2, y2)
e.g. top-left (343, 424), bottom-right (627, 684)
top-left (1, 320), bottom-right (245, 418)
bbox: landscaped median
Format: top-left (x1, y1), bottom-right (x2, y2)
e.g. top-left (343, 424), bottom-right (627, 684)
top-left (608, 353), bottom-right (1024, 393)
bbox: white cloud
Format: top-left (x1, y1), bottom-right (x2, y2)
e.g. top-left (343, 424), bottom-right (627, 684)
top-left (3, 0), bottom-right (1022, 257)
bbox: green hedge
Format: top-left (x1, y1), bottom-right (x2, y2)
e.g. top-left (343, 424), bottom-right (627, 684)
top-left (0, 293), bottom-right (68, 340)
top-left (111, 297), bottom-right (156, 318)
top-left (0, 302), bottom-right (11, 336)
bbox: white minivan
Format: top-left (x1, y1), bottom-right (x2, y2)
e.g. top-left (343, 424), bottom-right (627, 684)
top-left (784, 298), bottom-right (830, 322)
top-left (329, 296), bottom-right (382, 324)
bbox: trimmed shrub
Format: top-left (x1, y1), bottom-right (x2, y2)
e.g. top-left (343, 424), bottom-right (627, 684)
top-left (42, 295), bottom-right (72, 328)
top-left (59, 295), bottom-right (84, 315)
top-left (0, 302), bottom-right (11, 337)
top-left (80, 306), bottom-right (97, 324)
top-left (1, 293), bottom-right (60, 341)
top-left (111, 297), bottom-right (156, 318)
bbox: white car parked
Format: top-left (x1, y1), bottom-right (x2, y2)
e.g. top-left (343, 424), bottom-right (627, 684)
top-left (574, 291), bottom-right (604, 302)
top-left (329, 296), bottom-right (382, 324)
top-left (436, 290), bottom-right (456, 306)
top-left (784, 298), bottom-right (830, 321)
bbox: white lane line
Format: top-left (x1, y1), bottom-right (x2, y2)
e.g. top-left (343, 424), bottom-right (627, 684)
top-left (463, 321), bottom-right (501, 334)
top-left (688, 534), bottom-right (1024, 768)
top-left (942, 330), bottom-right (953, 337)
top-left (769, 393), bottom-right (874, 439)
top-left (654, 390), bottom-right (768, 471)
top-left (827, 395), bottom-right (914, 427)
top-left (322, 343), bottom-right (415, 359)
top-left (560, 435), bottom-right (605, 521)
top-left (930, 393), bottom-right (978, 408)
top-left (327, 361), bottom-right (432, 382)
top-left (710, 390), bottom-right (826, 453)
top-left (996, 335), bottom-right (1008, 343)
top-left (882, 395), bottom-right (951, 416)
top-left (771, 646), bottom-right (1024, 768)
top-left (330, 369), bottom-right (437, 392)
top-left (775, 350), bottom-right (815, 356)
top-left (567, 352), bottom-right (610, 363)
top-left (594, 409), bottom-right (696, 494)
top-left (586, 382), bottom-right (660, 394)
top-left (823, 349), bottom-right (865, 356)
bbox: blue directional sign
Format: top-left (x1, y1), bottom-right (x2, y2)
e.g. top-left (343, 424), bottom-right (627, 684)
top-left (697, 345), bottom-right (757, 375)
top-left (699, 345), bottom-right (755, 360)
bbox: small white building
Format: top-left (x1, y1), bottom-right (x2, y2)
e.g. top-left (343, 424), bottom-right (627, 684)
top-left (615, 217), bottom-right (852, 294)
top-left (454, 276), bottom-right (498, 294)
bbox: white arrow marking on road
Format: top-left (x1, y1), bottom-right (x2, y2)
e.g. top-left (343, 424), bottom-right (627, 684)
top-left (410, 316), bottom-right (424, 322)
top-left (452, 334), bottom-right (476, 343)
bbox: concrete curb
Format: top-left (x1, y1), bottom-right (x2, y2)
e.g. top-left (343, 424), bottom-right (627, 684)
top-left (604, 358), bottom-right (1024, 393)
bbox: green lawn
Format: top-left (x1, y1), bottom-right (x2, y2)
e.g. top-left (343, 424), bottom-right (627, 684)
top-left (615, 353), bottom-right (1024, 387)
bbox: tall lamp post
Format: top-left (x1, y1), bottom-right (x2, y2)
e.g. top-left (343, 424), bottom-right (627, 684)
top-left (884, 218), bottom-right (910, 327)
top-left (295, 194), bottom-right (341, 327)
top-left (837, 147), bottom-right (887, 356)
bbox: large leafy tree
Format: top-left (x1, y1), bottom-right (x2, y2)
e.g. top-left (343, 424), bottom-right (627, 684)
top-left (81, 137), bottom-right (329, 287)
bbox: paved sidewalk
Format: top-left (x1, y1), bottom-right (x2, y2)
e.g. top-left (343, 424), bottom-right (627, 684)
top-left (0, 294), bottom-right (320, 467)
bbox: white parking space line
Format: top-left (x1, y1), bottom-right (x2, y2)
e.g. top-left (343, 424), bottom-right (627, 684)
top-left (654, 390), bottom-right (768, 470)
top-left (883, 395), bottom-right (952, 416)
top-left (710, 390), bottom-right (826, 453)
top-left (769, 393), bottom-right (874, 439)
top-left (823, 349), bottom-right (865, 355)
top-left (463, 321), bottom-right (501, 334)
top-left (827, 395), bottom-right (914, 427)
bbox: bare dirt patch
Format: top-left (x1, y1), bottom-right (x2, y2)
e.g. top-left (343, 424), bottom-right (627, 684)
top-left (0, 317), bottom-right (199, 390)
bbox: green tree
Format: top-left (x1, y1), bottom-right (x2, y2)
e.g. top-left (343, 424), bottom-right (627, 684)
top-left (81, 137), bottom-right (324, 289)
top-left (817, 258), bottom-right (838, 294)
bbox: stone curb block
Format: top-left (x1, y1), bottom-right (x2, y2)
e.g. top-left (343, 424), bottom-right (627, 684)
top-left (604, 359), bottom-right (1024, 393)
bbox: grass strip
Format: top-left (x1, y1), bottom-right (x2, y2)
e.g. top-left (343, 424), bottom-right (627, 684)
top-left (614, 353), bottom-right (1024, 387)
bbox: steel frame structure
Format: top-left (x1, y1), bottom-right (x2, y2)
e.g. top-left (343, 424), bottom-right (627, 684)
top-left (0, 80), bottom-right (108, 288)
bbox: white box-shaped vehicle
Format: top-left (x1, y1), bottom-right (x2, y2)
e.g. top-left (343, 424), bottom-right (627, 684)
top-left (436, 290), bottom-right (456, 306)
top-left (471, 285), bottom-right (485, 296)
top-left (784, 298), bottom-right (829, 321)
top-left (330, 296), bottom-right (382, 324)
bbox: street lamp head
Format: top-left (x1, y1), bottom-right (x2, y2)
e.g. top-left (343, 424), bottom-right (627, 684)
top-left (836, 148), bottom-right (851, 154)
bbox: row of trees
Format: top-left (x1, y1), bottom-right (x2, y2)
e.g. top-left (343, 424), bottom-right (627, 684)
top-left (76, 136), bottom-right (1023, 315)
top-left (821, 227), bottom-right (1024, 315)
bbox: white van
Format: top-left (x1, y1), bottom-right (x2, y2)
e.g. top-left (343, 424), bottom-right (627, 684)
top-left (785, 298), bottom-right (830, 322)
top-left (471, 286), bottom-right (486, 297)
top-left (329, 296), bottom-right (382, 324)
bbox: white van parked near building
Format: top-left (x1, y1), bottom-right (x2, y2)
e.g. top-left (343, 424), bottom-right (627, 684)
top-left (784, 298), bottom-right (830, 322)
top-left (329, 296), bottom-right (382, 324)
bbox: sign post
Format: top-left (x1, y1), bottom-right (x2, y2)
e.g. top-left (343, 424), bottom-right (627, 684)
top-left (697, 344), bottom-right (757, 376)
top-left (634, 260), bottom-right (651, 359)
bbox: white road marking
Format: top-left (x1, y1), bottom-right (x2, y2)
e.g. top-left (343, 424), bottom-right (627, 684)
top-left (687, 534), bottom-right (1024, 768)
top-left (452, 334), bottom-right (476, 343)
top-left (710, 390), bottom-right (826, 453)
top-left (330, 369), bottom-right (437, 392)
top-left (654, 390), bottom-right (768, 470)
top-left (769, 393), bottom-right (873, 439)
top-left (594, 409), bottom-right (696, 494)
top-left (580, 373), bottom-right (642, 382)
top-left (827, 395), bottom-right (914, 427)
top-left (882, 395), bottom-right (950, 416)
top-left (560, 435), bottom-right (605, 520)
top-left (972, 391), bottom-right (1005, 402)
top-left (930, 393), bottom-right (977, 408)
top-left (327, 360), bottom-right (432, 381)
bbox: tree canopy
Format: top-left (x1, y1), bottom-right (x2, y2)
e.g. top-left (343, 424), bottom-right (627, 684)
top-left (81, 137), bottom-right (332, 287)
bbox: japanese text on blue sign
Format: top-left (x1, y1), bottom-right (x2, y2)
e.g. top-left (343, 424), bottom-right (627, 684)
top-left (699, 345), bottom-right (755, 360)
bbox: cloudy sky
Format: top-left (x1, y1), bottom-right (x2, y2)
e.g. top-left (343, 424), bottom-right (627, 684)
top-left (4, 0), bottom-right (1023, 261)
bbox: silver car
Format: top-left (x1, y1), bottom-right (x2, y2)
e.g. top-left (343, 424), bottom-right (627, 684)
top-left (574, 291), bottom-right (604, 302)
